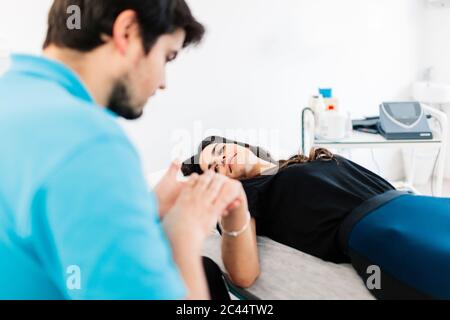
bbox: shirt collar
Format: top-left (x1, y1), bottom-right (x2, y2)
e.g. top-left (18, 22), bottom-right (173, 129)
top-left (9, 54), bottom-right (95, 104)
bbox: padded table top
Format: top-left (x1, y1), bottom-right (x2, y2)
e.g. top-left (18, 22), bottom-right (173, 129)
top-left (203, 231), bottom-right (375, 300)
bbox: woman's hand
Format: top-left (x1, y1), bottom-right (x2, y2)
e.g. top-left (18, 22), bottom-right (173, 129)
top-left (219, 181), bottom-right (250, 231)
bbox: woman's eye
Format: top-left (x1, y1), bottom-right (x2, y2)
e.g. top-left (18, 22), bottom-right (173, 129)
top-left (220, 145), bottom-right (225, 155)
top-left (214, 166), bottom-right (218, 173)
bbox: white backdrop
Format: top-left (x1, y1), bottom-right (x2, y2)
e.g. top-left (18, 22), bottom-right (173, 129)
top-left (423, 3), bottom-right (450, 178)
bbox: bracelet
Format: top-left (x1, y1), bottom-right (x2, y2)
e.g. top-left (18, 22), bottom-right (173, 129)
top-left (219, 211), bottom-right (251, 237)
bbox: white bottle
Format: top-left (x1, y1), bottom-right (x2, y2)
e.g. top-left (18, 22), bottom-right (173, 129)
top-left (308, 95), bottom-right (326, 137)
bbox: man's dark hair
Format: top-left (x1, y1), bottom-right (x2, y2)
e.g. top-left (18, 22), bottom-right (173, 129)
top-left (43, 0), bottom-right (205, 53)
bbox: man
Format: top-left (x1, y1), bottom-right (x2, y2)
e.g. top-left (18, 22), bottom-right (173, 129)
top-left (0, 0), bottom-right (249, 299)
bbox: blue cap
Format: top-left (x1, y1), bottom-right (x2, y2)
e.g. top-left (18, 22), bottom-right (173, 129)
top-left (319, 88), bottom-right (333, 99)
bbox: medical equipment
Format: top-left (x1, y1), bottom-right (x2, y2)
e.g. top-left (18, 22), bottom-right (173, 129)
top-left (352, 117), bottom-right (380, 134)
top-left (319, 88), bottom-right (340, 112)
top-left (428, 0), bottom-right (450, 8)
top-left (304, 90), bottom-right (351, 143)
top-left (315, 110), bottom-right (350, 141)
top-left (378, 102), bottom-right (433, 140)
top-left (310, 104), bottom-right (448, 197)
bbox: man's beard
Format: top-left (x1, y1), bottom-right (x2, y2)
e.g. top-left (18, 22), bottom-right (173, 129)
top-left (107, 78), bottom-right (144, 120)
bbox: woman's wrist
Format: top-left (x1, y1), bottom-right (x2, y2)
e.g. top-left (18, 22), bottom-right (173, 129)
top-left (220, 206), bottom-right (251, 235)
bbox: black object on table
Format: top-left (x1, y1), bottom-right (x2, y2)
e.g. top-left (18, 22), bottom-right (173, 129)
top-left (352, 117), bottom-right (381, 135)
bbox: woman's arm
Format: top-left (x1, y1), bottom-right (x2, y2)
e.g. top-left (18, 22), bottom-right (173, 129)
top-left (220, 196), bottom-right (260, 288)
top-left (163, 172), bottom-right (249, 299)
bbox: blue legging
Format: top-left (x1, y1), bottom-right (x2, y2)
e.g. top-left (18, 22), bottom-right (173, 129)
top-left (347, 194), bottom-right (450, 299)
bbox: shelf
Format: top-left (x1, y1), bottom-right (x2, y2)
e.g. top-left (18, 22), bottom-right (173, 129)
top-left (314, 131), bottom-right (443, 149)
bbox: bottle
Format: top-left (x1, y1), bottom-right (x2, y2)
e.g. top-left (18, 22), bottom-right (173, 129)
top-left (308, 95), bottom-right (326, 137)
top-left (319, 88), bottom-right (340, 112)
top-left (315, 88), bottom-right (348, 140)
top-left (308, 94), bottom-right (326, 114)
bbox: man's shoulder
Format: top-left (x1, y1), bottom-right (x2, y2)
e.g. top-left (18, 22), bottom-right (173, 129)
top-left (52, 97), bottom-right (126, 142)
top-left (0, 76), bottom-right (136, 184)
top-left (34, 96), bottom-right (135, 167)
top-left (1, 74), bottom-right (126, 143)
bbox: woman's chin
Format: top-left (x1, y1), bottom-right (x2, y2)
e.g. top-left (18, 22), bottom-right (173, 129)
top-left (243, 164), bottom-right (256, 178)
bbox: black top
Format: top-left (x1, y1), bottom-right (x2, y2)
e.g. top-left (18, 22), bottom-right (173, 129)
top-left (241, 156), bottom-right (395, 263)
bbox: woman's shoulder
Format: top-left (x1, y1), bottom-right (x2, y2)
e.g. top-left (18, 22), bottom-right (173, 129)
top-left (273, 157), bottom-right (349, 184)
top-left (241, 173), bottom-right (275, 189)
top-left (275, 161), bottom-right (319, 177)
top-left (241, 157), bottom-right (343, 188)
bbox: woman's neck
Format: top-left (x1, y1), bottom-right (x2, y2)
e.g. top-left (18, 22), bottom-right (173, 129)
top-left (254, 159), bottom-right (278, 177)
top-left (243, 158), bottom-right (278, 179)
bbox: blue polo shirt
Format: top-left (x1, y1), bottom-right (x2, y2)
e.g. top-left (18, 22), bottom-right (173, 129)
top-left (0, 54), bottom-right (186, 300)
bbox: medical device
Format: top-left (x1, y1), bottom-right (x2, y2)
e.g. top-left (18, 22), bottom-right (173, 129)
top-left (305, 90), bottom-right (351, 141)
top-left (378, 102), bottom-right (433, 140)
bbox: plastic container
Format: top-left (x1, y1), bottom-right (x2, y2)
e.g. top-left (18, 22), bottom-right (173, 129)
top-left (319, 88), bottom-right (340, 112)
top-left (316, 110), bottom-right (348, 140)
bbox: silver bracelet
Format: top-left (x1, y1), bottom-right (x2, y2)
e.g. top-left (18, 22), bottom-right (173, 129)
top-left (219, 211), bottom-right (251, 237)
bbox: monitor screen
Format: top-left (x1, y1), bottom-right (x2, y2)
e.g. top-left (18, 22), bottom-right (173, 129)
top-left (387, 103), bottom-right (419, 120)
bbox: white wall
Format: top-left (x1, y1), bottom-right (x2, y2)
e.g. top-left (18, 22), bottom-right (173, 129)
top-left (122, 0), bottom-right (425, 180)
top-left (423, 2), bottom-right (450, 83)
top-left (0, 1), bottom-right (53, 74)
top-left (0, 1), bottom-right (53, 54)
top-left (422, 2), bottom-right (450, 178)
top-left (0, 0), bottom-right (428, 180)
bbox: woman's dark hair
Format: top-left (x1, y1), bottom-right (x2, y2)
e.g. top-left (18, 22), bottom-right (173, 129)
top-left (181, 136), bottom-right (335, 177)
top-left (43, 0), bottom-right (205, 53)
top-left (277, 148), bottom-right (335, 170)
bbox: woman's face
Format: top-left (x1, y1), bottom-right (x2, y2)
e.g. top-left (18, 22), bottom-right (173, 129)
top-left (199, 143), bottom-right (258, 179)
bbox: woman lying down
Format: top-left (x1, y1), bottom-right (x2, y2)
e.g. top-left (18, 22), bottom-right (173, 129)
top-left (182, 136), bottom-right (450, 300)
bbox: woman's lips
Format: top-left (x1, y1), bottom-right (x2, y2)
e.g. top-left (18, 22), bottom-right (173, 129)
top-left (227, 153), bottom-right (237, 174)
top-left (227, 153), bottom-right (237, 165)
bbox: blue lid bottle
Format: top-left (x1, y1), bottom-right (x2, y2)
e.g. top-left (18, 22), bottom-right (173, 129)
top-left (319, 88), bottom-right (333, 99)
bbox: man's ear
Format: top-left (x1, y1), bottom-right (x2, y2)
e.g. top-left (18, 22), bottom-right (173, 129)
top-left (111, 10), bottom-right (141, 56)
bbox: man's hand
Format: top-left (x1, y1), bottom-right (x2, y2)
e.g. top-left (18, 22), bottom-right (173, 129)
top-left (154, 161), bottom-right (185, 219)
top-left (163, 171), bottom-right (243, 245)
